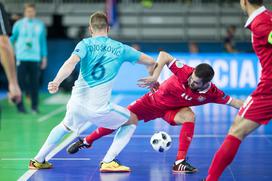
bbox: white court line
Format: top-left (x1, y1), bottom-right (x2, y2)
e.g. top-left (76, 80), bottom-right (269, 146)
top-left (50, 158), bottom-right (90, 161)
top-left (18, 170), bottom-right (36, 181)
top-left (81, 134), bottom-right (272, 138)
top-left (18, 95), bottom-right (124, 181)
top-left (227, 167), bottom-right (237, 181)
top-left (38, 106), bottom-right (66, 123)
top-left (1, 158), bottom-right (90, 161)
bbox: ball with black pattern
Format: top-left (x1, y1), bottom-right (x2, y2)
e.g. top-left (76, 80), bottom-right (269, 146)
top-left (150, 131), bottom-right (172, 152)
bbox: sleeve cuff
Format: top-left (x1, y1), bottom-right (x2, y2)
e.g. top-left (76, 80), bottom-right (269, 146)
top-left (167, 58), bottom-right (176, 68)
top-left (226, 97), bottom-right (233, 104)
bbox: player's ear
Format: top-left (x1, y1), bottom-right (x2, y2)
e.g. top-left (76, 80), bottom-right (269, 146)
top-left (243, 0), bottom-right (247, 8)
top-left (89, 25), bottom-right (93, 35)
top-left (107, 26), bottom-right (110, 33)
top-left (240, 0), bottom-right (246, 10)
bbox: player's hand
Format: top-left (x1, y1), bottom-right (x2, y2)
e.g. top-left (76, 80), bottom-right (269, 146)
top-left (48, 81), bottom-right (59, 94)
top-left (137, 76), bottom-right (158, 89)
top-left (150, 81), bottom-right (160, 93)
top-left (8, 83), bottom-right (22, 103)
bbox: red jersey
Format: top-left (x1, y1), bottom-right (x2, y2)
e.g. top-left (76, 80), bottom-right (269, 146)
top-left (150, 60), bottom-right (231, 110)
top-left (245, 6), bottom-right (272, 96)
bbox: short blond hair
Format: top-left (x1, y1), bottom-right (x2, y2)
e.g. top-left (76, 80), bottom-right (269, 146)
top-left (89, 11), bottom-right (108, 31)
top-left (24, 3), bottom-right (36, 10)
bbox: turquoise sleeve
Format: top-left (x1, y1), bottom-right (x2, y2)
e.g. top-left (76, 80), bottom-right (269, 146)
top-left (122, 44), bottom-right (141, 64)
top-left (72, 41), bottom-right (87, 59)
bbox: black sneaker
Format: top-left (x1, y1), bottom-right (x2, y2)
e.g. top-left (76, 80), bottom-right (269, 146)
top-left (172, 159), bottom-right (198, 173)
top-left (66, 138), bottom-right (91, 154)
top-left (17, 104), bottom-right (27, 114)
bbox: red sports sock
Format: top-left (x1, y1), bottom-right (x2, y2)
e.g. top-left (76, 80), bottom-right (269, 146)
top-left (176, 122), bottom-right (195, 160)
top-left (206, 135), bottom-right (241, 181)
top-left (85, 127), bottom-right (115, 145)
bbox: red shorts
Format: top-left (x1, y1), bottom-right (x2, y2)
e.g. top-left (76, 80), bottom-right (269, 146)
top-left (238, 94), bottom-right (272, 125)
top-left (128, 94), bottom-right (180, 126)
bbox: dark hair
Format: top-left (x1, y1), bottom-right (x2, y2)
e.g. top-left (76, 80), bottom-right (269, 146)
top-left (248, 0), bottom-right (263, 5)
top-left (195, 63), bottom-right (215, 83)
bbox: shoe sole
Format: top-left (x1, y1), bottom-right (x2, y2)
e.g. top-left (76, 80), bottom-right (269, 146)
top-left (67, 150), bottom-right (78, 154)
top-left (100, 169), bottom-right (131, 173)
top-left (29, 165), bottom-right (52, 170)
top-left (172, 169), bottom-right (198, 174)
top-left (67, 146), bottom-right (92, 154)
top-left (29, 166), bottom-right (38, 170)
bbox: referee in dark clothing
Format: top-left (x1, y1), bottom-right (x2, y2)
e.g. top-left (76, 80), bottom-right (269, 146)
top-left (0, 2), bottom-right (21, 103)
top-left (10, 3), bottom-right (47, 114)
top-left (0, 2), bottom-right (22, 125)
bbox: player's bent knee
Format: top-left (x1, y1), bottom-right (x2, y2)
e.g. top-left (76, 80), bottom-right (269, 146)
top-left (125, 112), bottom-right (139, 126)
top-left (228, 116), bottom-right (259, 141)
top-left (229, 122), bottom-right (246, 140)
top-left (229, 128), bottom-right (244, 140)
top-left (187, 112), bottom-right (195, 122)
top-left (174, 111), bottom-right (195, 125)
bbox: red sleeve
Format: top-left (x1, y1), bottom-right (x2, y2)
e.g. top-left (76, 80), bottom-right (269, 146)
top-left (168, 60), bottom-right (194, 81)
top-left (210, 84), bottom-right (232, 104)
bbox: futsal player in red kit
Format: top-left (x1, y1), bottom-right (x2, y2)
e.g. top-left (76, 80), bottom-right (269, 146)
top-left (204, 0), bottom-right (272, 180)
top-left (67, 51), bottom-right (243, 173)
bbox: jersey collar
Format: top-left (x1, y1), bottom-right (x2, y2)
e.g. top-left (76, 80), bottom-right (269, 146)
top-left (244, 6), bottom-right (266, 28)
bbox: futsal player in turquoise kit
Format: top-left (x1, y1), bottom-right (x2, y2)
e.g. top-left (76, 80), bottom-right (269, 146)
top-left (29, 11), bottom-right (156, 172)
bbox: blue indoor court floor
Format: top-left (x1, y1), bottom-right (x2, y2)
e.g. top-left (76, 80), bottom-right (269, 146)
top-left (18, 94), bottom-right (272, 181)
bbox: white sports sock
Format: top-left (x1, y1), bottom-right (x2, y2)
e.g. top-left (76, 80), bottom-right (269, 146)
top-left (83, 138), bottom-right (90, 145)
top-left (102, 124), bottom-right (136, 163)
top-left (34, 123), bottom-right (70, 163)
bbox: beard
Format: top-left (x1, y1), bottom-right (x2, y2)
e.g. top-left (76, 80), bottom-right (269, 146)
top-left (189, 84), bottom-right (198, 91)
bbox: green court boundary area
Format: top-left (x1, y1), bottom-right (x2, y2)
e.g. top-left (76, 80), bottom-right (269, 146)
top-left (0, 93), bottom-right (68, 181)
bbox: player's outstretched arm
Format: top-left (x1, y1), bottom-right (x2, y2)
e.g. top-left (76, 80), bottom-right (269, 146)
top-left (138, 51), bottom-right (173, 88)
top-left (137, 53), bottom-right (157, 75)
top-left (48, 54), bottom-right (80, 94)
top-left (229, 98), bottom-right (244, 109)
top-left (152, 51), bottom-right (174, 79)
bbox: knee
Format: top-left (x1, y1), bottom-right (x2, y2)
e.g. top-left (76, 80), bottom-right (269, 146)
top-left (228, 128), bottom-right (245, 140)
top-left (228, 118), bottom-right (246, 140)
top-left (175, 109), bottom-right (195, 125)
top-left (126, 112), bottom-right (139, 126)
top-left (186, 111), bottom-right (195, 122)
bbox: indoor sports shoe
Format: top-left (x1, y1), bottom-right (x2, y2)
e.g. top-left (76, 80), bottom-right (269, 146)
top-left (100, 159), bottom-right (131, 173)
top-left (172, 159), bottom-right (198, 173)
top-left (29, 159), bottom-right (52, 169)
top-left (66, 138), bottom-right (91, 154)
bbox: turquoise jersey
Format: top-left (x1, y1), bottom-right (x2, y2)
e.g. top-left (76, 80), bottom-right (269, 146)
top-left (10, 17), bottom-right (47, 61)
top-left (72, 36), bottom-right (141, 88)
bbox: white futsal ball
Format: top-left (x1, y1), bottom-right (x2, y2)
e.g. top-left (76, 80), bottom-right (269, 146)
top-left (150, 131), bottom-right (172, 152)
